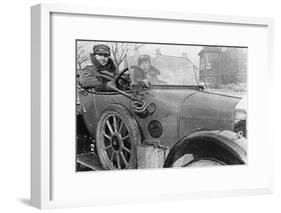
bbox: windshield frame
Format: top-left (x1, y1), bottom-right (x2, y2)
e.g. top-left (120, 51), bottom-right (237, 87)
top-left (126, 63), bottom-right (200, 87)
top-left (124, 52), bottom-right (200, 87)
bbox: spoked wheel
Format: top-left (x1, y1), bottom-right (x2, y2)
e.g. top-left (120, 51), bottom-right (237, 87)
top-left (96, 105), bottom-right (140, 170)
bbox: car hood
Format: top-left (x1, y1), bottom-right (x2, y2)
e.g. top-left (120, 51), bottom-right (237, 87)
top-left (136, 86), bottom-right (241, 147)
top-left (178, 91), bottom-right (241, 140)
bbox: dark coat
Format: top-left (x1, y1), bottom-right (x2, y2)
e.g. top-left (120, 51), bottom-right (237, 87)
top-left (79, 56), bottom-right (117, 91)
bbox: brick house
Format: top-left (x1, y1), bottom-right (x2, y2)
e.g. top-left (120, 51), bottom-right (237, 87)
top-left (198, 47), bottom-right (247, 87)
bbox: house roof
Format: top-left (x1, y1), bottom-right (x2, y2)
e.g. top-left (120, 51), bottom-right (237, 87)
top-left (198, 47), bottom-right (221, 55)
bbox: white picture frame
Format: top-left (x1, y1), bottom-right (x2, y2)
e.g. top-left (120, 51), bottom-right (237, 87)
top-left (31, 3), bottom-right (274, 209)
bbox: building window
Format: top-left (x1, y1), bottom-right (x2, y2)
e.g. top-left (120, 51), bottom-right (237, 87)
top-left (205, 77), bottom-right (211, 85)
top-left (200, 62), bottom-right (204, 70)
top-left (205, 55), bottom-right (212, 70)
top-left (200, 57), bottom-right (205, 71)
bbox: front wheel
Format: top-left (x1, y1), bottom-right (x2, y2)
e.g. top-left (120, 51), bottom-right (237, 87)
top-left (167, 136), bottom-right (246, 168)
top-left (184, 158), bottom-right (226, 167)
top-left (96, 105), bottom-right (141, 170)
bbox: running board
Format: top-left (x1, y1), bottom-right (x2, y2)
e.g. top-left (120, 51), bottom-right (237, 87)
top-left (77, 153), bottom-right (104, 171)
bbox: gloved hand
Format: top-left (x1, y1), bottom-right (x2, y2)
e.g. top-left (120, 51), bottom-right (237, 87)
top-left (105, 80), bottom-right (116, 90)
top-left (138, 79), bottom-right (151, 89)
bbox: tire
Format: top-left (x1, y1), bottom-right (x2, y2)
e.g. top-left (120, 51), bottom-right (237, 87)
top-left (96, 105), bottom-right (141, 170)
top-left (173, 154), bottom-right (228, 168)
top-left (183, 158), bottom-right (226, 167)
top-left (168, 137), bottom-right (245, 168)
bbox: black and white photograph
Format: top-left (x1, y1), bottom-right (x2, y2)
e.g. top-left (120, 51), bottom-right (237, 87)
top-left (1, 0), bottom-right (276, 210)
top-left (76, 40), bottom-right (248, 171)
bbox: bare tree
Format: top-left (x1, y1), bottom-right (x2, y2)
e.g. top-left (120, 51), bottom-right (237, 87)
top-left (77, 41), bottom-right (144, 72)
top-left (77, 45), bottom-right (90, 70)
top-left (110, 43), bottom-right (143, 72)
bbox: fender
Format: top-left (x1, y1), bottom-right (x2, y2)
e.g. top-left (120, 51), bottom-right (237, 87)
top-left (164, 130), bottom-right (247, 167)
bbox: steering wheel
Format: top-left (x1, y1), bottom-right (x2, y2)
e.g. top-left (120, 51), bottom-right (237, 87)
top-left (115, 67), bottom-right (131, 90)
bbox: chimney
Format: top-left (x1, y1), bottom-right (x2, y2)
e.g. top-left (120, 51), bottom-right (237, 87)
top-left (182, 52), bottom-right (188, 58)
top-left (155, 48), bottom-right (161, 56)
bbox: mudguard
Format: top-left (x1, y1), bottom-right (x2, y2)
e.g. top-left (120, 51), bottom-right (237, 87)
top-left (164, 130), bottom-right (247, 167)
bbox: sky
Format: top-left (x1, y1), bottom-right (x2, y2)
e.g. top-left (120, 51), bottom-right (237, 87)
top-left (77, 41), bottom-right (203, 67)
top-left (138, 44), bottom-right (203, 66)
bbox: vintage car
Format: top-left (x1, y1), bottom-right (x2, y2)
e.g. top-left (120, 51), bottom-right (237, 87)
top-left (76, 58), bottom-right (247, 171)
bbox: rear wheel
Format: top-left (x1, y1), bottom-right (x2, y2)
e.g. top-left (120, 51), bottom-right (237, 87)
top-left (96, 105), bottom-right (141, 170)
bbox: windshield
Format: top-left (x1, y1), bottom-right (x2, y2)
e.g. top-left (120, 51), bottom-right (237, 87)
top-left (123, 44), bottom-right (200, 86)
